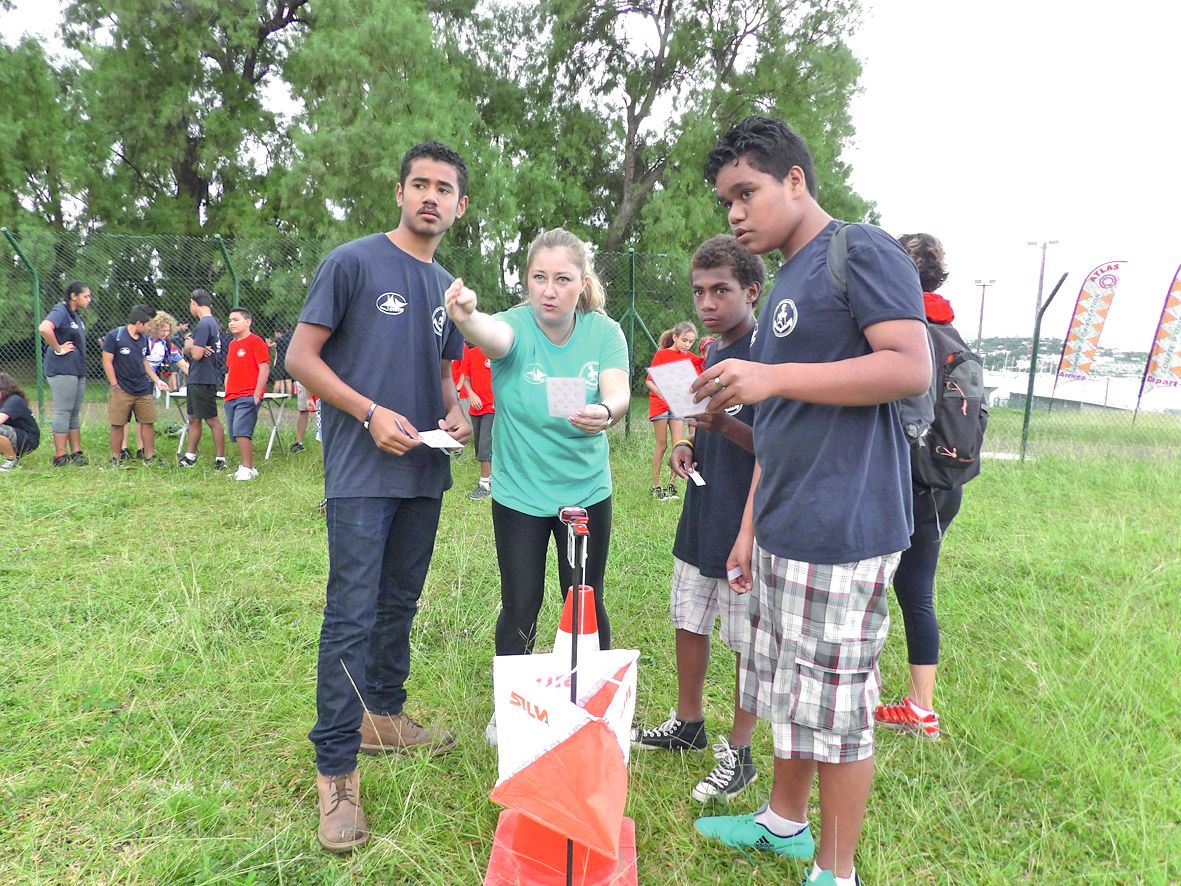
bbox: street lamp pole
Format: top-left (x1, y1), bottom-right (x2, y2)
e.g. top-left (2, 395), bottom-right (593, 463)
top-left (974, 278), bottom-right (995, 354)
top-left (1028, 240), bottom-right (1058, 321)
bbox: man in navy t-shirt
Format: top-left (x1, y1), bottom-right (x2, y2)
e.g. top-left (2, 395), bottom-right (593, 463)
top-left (101, 304), bottom-right (169, 466)
top-left (691, 117), bottom-right (930, 886)
top-left (180, 289), bottom-right (227, 469)
top-left (287, 141), bottom-right (472, 854)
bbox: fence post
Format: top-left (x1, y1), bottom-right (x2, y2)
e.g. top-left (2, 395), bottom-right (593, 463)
top-left (215, 233), bottom-right (239, 308)
top-left (1020, 272), bottom-right (1068, 462)
top-left (626, 248), bottom-right (635, 436)
top-left (2, 227), bottom-right (45, 419)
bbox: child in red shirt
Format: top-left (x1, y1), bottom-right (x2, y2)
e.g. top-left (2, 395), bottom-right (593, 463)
top-left (224, 308), bottom-right (272, 480)
top-left (458, 342), bottom-right (495, 499)
top-left (647, 321), bottom-right (702, 500)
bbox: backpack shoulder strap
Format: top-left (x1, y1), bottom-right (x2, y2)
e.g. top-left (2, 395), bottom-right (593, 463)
top-left (825, 222), bottom-right (852, 295)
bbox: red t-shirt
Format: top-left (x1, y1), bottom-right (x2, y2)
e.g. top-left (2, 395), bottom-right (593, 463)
top-left (459, 343), bottom-right (495, 415)
top-left (225, 332), bottom-right (271, 401)
top-left (451, 359), bottom-right (465, 397)
top-left (647, 347), bottom-right (704, 418)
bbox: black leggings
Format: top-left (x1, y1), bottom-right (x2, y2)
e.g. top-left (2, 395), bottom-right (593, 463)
top-left (892, 485), bottom-right (962, 666)
top-left (492, 497), bottom-right (613, 656)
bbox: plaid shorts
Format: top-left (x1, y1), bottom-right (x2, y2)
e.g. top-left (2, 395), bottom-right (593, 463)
top-left (738, 543), bottom-right (900, 764)
top-left (669, 557), bottom-right (750, 653)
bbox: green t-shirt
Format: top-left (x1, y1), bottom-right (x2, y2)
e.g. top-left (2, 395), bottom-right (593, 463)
top-left (490, 305), bottom-right (630, 517)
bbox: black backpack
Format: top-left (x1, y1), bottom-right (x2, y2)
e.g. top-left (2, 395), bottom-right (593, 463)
top-left (826, 223), bottom-right (988, 490)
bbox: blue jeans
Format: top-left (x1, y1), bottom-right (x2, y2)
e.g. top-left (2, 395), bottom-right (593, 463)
top-left (308, 495), bottom-right (443, 775)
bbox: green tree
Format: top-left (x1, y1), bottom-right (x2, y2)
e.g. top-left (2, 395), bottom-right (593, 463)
top-left (61, 0), bottom-right (309, 236)
top-left (529, 0), bottom-right (875, 254)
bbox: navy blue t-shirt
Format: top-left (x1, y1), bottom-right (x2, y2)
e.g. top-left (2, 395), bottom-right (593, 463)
top-left (102, 327), bottom-right (152, 396)
top-left (42, 301), bottom-right (87, 378)
top-left (0, 394), bottom-right (40, 454)
top-left (299, 233), bottom-right (464, 499)
top-left (188, 315), bottom-right (223, 385)
top-left (750, 221), bottom-right (925, 564)
top-left (672, 326), bottom-right (757, 578)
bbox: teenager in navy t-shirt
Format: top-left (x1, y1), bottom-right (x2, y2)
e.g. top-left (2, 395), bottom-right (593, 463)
top-left (286, 141), bottom-right (472, 855)
top-left (691, 117), bottom-right (930, 886)
top-left (0, 373), bottom-right (40, 467)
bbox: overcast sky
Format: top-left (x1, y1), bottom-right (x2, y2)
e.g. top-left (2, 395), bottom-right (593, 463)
top-left (4, 0), bottom-right (1178, 351)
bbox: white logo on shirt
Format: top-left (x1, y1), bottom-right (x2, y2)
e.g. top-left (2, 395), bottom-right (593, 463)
top-left (70, 322), bottom-right (79, 330)
top-left (119, 347), bottom-right (131, 355)
top-left (750, 319), bottom-right (759, 349)
top-left (523, 363), bottom-right (547, 384)
top-left (772, 299), bottom-right (797, 338)
top-left (725, 404), bottom-right (743, 416)
top-left (579, 361), bottom-right (599, 389)
top-left (376, 292), bottom-right (407, 315)
top-left (432, 306), bottom-right (446, 337)
top-left (237, 348), bottom-right (246, 358)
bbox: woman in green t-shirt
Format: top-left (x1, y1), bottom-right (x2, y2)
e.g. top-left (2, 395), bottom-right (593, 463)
top-left (444, 228), bottom-right (630, 744)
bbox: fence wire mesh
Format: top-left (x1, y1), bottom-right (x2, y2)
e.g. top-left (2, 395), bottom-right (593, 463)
top-left (2, 230), bottom-right (1178, 459)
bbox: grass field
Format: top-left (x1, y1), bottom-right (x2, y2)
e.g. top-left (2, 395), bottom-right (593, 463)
top-left (3, 416), bottom-right (1179, 885)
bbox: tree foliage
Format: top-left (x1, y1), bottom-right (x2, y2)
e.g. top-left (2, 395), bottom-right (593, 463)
top-left (1, 0), bottom-right (877, 345)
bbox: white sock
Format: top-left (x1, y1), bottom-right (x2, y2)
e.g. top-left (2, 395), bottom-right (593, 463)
top-left (479, 476), bottom-right (491, 488)
top-left (810, 865), bottom-right (858, 886)
top-left (754, 805), bottom-right (808, 838)
top-left (907, 697), bottom-right (935, 717)
top-left (183, 452), bottom-right (197, 461)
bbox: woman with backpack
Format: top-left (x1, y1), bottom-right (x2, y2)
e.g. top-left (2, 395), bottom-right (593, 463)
top-left (874, 233), bottom-right (969, 741)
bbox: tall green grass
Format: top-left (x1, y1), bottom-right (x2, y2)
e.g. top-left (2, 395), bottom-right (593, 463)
top-left (2, 420), bottom-right (1178, 884)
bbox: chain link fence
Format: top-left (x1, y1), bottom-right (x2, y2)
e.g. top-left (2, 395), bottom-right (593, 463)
top-left (3, 229), bottom-right (1179, 459)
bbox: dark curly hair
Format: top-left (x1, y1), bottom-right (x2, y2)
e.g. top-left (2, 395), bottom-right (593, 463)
top-left (897, 233), bottom-right (948, 292)
top-left (704, 116), bottom-right (817, 198)
top-left (0, 371), bottom-right (27, 403)
top-left (690, 235), bottom-right (767, 305)
top-left (399, 140), bottom-right (469, 198)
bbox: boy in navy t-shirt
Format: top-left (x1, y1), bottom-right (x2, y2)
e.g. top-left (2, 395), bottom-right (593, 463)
top-left (632, 235), bottom-right (766, 805)
top-left (180, 288), bottom-right (227, 469)
top-left (287, 141), bottom-right (472, 854)
top-left (691, 117), bottom-right (930, 886)
top-left (101, 304), bottom-right (169, 467)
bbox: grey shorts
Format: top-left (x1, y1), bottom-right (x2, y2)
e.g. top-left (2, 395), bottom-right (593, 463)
top-left (669, 557), bottom-right (750, 652)
top-left (225, 396), bottom-right (259, 439)
top-left (739, 542), bottom-right (899, 764)
top-left (470, 411), bottom-right (494, 462)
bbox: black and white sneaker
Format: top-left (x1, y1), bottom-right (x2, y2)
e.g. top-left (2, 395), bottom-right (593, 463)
top-left (179, 454), bottom-right (198, 468)
top-left (290, 442), bottom-right (305, 453)
top-left (631, 709), bottom-right (707, 751)
top-left (0, 458), bottom-right (18, 471)
top-left (691, 738), bottom-right (757, 803)
top-left (213, 457), bottom-right (229, 471)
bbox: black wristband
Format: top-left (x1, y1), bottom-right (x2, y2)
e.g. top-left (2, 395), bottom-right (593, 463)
top-left (362, 402), bottom-right (378, 429)
top-left (596, 401), bottom-right (613, 424)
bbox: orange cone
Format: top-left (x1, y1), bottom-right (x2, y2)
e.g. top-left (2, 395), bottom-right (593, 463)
top-left (552, 584), bottom-right (599, 662)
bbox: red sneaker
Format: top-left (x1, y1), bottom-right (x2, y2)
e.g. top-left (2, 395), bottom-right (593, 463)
top-left (874, 697), bottom-right (941, 739)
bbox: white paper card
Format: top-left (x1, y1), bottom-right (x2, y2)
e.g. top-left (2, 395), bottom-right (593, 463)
top-left (417, 429), bottom-right (463, 449)
top-left (688, 469), bottom-right (706, 487)
top-left (647, 359), bottom-right (709, 417)
top-left (547, 376), bottom-right (587, 417)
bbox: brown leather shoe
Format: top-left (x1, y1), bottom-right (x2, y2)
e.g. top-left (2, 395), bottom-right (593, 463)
top-left (316, 769), bottom-right (369, 853)
top-left (359, 711), bottom-right (456, 755)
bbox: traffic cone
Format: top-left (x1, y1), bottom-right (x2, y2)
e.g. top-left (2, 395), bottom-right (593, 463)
top-left (552, 584), bottom-right (600, 662)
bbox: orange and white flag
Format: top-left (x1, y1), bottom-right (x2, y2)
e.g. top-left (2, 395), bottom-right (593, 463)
top-left (1137, 264), bottom-right (1181, 407)
top-left (1056, 261), bottom-right (1124, 383)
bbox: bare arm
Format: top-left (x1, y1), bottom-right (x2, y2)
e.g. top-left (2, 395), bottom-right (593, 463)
top-left (725, 460), bottom-right (762, 593)
top-left (254, 362), bottom-right (270, 402)
top-left (39, 319), bottom-right (72, 354)
top-left (569, 367), bottom-right (630, 435)
top-left (443, 279), bottom-right (515, 359)
top-left (694, 318), bottom-right (931, 411)
top-left (690, 410), bottom-right (754, 454)
top-left (102, 352), bottom-right (118, 388)
top-left (439, 361), bottom-right (471, 444)
top-left (286, 321), bottom-right (420, 456)
top-left (144, 356), bottom-right (168, 392)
